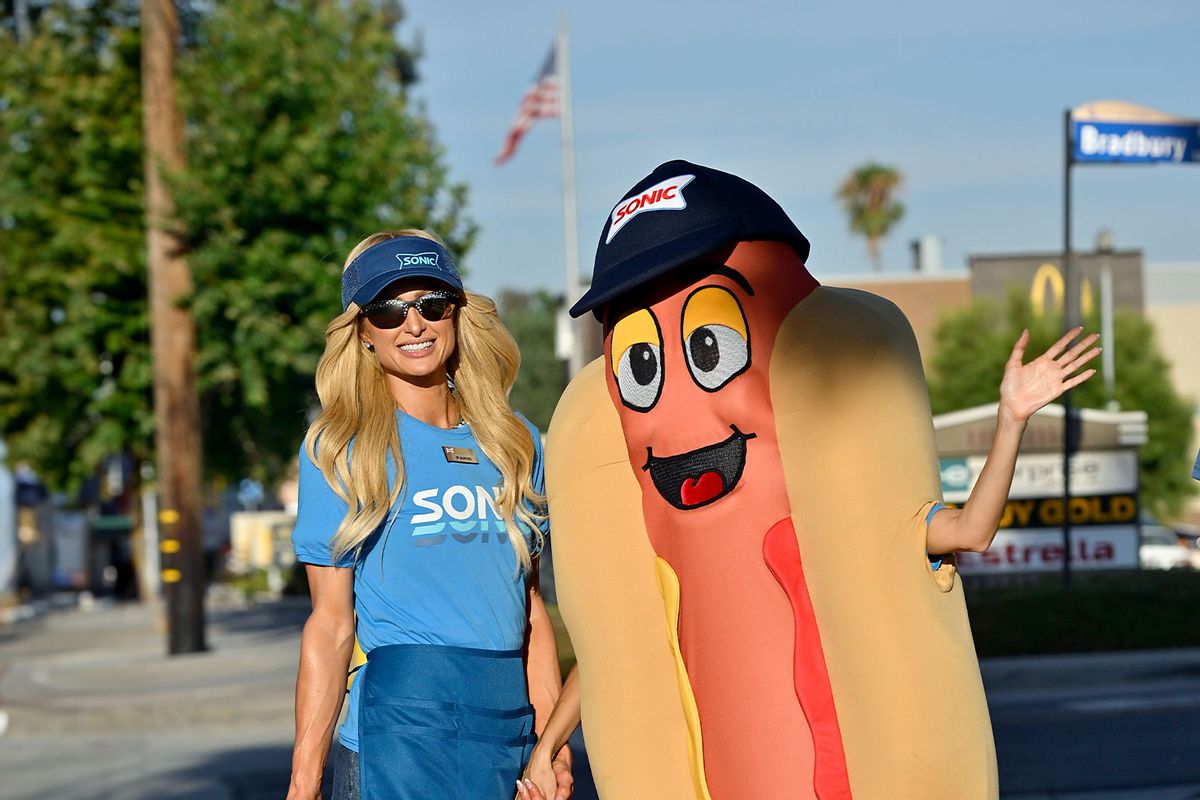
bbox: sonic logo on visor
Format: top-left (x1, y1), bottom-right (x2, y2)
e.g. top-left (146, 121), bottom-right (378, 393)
top-left (396, 252), bottom-right (440, 269)
top-left (606, 174), bottom-right (694, 243)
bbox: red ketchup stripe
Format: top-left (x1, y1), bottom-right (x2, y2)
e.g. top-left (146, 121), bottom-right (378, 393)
top-left (763, 518), bottom-right (853, 800)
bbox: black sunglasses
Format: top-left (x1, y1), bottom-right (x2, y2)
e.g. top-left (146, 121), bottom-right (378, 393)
top-left (360, 291), bottom-right (458, 328)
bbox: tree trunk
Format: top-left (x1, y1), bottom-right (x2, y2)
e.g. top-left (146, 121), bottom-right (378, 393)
top-left (141, 0), bottom-right (206, 654)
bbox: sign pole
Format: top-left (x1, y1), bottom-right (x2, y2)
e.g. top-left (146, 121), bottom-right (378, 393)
top-left (1061, 107), bottom-right (1075, 591)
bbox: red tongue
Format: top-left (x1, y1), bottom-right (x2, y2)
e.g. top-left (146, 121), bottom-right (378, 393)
top-left (680, 471), bottom-right (724, 506)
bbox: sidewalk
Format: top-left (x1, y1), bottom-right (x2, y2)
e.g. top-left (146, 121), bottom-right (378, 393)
top-left (3, 594), bottom-right (1196, 799)
top-left (0, 591), bottom-right (603, 800)
top-left (0, 589), bottom-right (309, 800)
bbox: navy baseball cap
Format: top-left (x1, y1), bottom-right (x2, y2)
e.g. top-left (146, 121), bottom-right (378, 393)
top-left (569, 159), bottom-right (811, 318)
top-left (341, 235), bottom-right (464, 310)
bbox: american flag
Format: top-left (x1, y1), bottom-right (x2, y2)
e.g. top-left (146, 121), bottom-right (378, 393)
top-left (494, 43), bottom-right (560, 166)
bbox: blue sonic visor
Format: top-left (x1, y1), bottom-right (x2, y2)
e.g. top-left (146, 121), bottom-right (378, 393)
top-left (341, 236), bottom-right (464, 310)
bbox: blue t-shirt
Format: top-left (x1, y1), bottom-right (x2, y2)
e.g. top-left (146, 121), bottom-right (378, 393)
top-left (927, 502), bottom-right (948, 571)
top-left (291, 410), bottom-right (548, 751)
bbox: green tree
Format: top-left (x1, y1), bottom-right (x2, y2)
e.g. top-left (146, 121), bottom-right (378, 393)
top-left (0, 0), bottom-right (475, 490)
top-left (498, 289), bottom-right (567, 432)
top-left (174, 0), bottom-right (474, 481)
top-left (0, 1), bottom-right (151, 490)
top-left (836, 162), bottom-right (904, 271)
top-left (927, 292), bottom-right (1197, 519)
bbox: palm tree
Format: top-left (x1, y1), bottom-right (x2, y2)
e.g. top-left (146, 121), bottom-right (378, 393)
top-left (836, 163), bottom-right (905, 271)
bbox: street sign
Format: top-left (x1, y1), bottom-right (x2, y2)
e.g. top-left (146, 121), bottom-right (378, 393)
top-left (1071, 100), bottom-right (1200, 166)
top-left (1073, 120), bottom-right (1200, 164)
top-left (939, 449), bottom-right (1141, 575)
top-left (940, 450), bottom-right (1138, 504)
top-left (1057, 98), bottom-right (1195, 588)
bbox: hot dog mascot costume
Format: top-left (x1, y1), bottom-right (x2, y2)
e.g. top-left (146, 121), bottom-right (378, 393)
top-left (545, 160), bottom-right (998, 799)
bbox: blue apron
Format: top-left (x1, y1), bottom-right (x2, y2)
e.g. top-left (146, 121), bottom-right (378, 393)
top-left (358, 643), bottom-right (537, 800)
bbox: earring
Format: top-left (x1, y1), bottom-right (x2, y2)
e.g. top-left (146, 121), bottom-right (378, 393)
top-left (363, 341), bottom-right (374, 352)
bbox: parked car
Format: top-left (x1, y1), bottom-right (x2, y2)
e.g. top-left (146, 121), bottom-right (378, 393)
top-left (1139, 515), bottom-right (1200, 570)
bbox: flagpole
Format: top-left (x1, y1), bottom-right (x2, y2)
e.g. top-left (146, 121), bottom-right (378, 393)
top-left (557, 15), bottom-right (583, 377)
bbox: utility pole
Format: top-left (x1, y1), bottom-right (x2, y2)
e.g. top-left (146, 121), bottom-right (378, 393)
top-left (141, 0), bottom-right (206, 654)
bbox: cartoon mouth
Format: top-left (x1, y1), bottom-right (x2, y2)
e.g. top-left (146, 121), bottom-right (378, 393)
top-left (642, 425), bottom-right (756, 510)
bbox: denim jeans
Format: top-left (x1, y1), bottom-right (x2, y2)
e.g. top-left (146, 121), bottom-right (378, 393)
top-left (330, 742), bottom-right (360, 800)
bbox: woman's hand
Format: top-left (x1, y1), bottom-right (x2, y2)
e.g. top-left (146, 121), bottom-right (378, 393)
top-left (999, 327), bottom-right (1100, 426)
top-left (927, 326), bottom-right (1101, 555)
top-left (519, 743), bottom-right (572, 799)
top-left (284, 783), bottom-right (321, 800)
top-left (521, 747), bottom-right (556, 799)
top-left (516, 777), bottom-right (547, 800)
top-left (549, 746), bottom-right (573, 799)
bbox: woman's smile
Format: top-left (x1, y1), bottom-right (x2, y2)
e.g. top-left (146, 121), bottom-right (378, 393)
top-left (398, 339), bottom-right (436, 355)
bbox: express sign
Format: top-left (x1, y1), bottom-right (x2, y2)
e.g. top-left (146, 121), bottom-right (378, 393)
top-left (941, 451), bottom-right (1139, 503)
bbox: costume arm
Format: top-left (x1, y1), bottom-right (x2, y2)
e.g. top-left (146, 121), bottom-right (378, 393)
top-left (928, 327), bottom-right (1099, 554)
top-left (286, 564), bottom-right (355, 800)
top-left (522, 666), bottom-right (581, 799)
top-left (525, 564), bottom-right (573, 798)
top-left (927, 415), bottom-right (1027, 554)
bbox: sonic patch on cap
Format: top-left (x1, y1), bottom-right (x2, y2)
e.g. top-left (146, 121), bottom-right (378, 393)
top-left (606, 174), bottom-right (695, 244)
top-left (397, 252), bottom-right (443, 270)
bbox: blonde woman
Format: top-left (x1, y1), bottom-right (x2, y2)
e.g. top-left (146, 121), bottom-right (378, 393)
top-left (285, 230), bottom-right (572, 800)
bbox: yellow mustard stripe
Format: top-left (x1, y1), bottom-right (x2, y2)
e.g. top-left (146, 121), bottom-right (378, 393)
top-left (655, 557), bottom-right (713, 800)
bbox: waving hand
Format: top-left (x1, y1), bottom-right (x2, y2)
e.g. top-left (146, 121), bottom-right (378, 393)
top-left (999, 326), bottom-right (1100, 425)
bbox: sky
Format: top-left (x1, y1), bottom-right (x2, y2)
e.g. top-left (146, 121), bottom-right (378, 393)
top-left (398, 0), bottom-right (1200, 299)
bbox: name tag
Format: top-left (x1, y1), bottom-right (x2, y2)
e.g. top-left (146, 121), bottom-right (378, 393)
top-left (442, 446), bottom-right (479, 465)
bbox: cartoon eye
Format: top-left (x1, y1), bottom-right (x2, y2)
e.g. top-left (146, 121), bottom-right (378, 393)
top-left (685, 325), bottom-right (748, 390)
top-left (681, 285), bottom-right (751, 392)
top-left (610, 307), bottom-right (664, 412)
top-left (616, 342), bottom-right (663, 410)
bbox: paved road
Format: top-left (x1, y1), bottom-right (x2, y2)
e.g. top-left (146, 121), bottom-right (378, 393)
top-left (984, 650), bottom-right (1200, 799)
top-left (3, 594), bottom-right (1199, 799)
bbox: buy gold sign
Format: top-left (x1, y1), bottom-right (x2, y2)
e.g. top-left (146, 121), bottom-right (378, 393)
top-left (999, 494), bottom-right (1138, 529)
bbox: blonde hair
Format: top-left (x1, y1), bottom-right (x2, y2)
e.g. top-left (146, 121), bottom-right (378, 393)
top-left (304, 229), bottom-right (545, 571)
